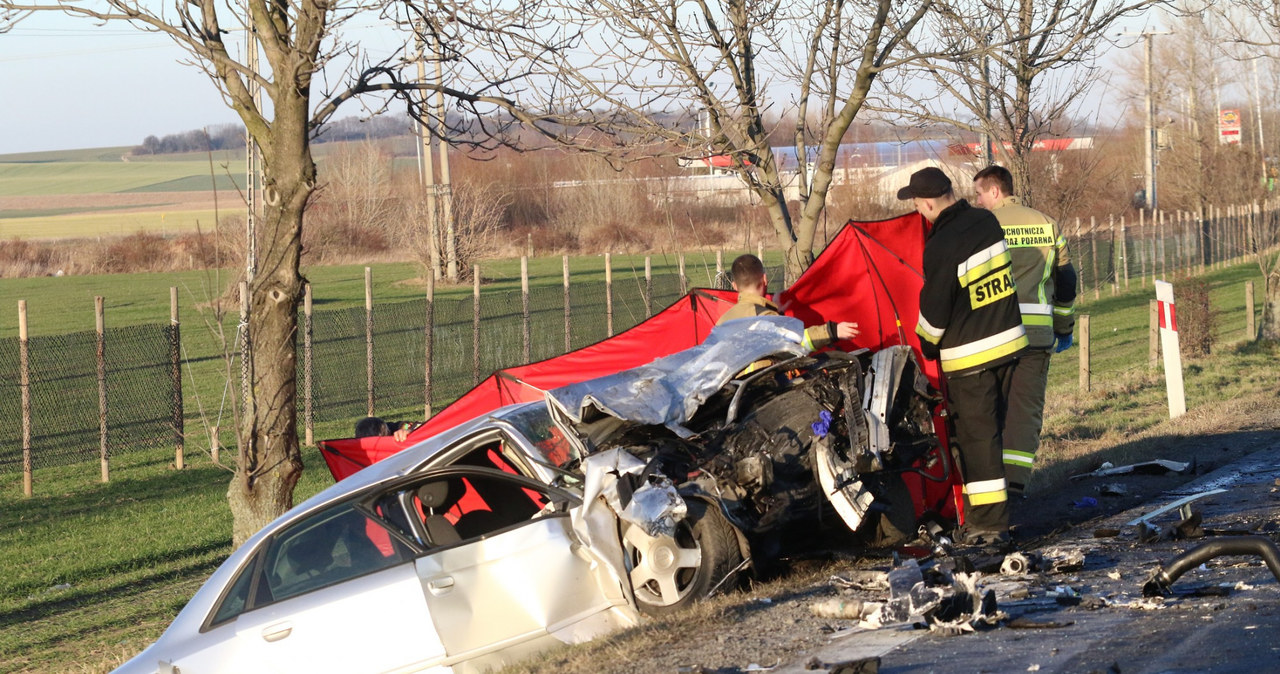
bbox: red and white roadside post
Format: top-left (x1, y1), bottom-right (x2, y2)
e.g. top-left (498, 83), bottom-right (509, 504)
top-left (1155, 280), bottom-right (1187, 418)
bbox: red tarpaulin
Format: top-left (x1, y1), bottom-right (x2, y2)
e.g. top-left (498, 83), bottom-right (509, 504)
top-left (320, 213), bottom-right (956, 518)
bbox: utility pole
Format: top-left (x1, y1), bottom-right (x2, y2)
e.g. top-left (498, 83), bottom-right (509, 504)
top-left (1253, 57), bottom-right (1267, 186)
top-left (415, 27), bottom-right (441, 280)
top-left (245, 26), bottom-right (261, 284)
top-left (981, 24), bottom-right (994, 168)
top-left (1120, 30), bottom-right (1173, 212)
top-left (434, 50), bottom-right (456, 283)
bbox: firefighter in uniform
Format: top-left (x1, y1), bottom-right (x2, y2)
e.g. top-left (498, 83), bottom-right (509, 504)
top-left (973, 166), bottom-right (1077, 496)
top-left (898, 167), bottom-right (1027, 544)
top-left (717, 254), bottom-right (859, 349)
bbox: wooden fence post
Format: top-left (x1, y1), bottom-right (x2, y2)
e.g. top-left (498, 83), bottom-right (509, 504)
top-left (97, 296), bottom-right (110, 480)
top-left (365, 267), bottom-right (374, 417)
top-left (605, 252), bottom-right (614, 337)
top-left (521, 256), bottom-right (530, 363)
top-left (1149, 299), bottom-right (1159, 369)
top-left (424, 274), bottom-right (434, 419)
top-left (473, 265), bottom-right (481, 386)
top-left (644, 256), bottom-right (653, 317)
top-left (562, 256), bottom-right (571, 353)
top-left (303, 283), bottom-right (314, 446)
top-left (19, 300), bottom-right (31, 497)
top-left (170, 288), bottom-right (184, 470)
top-left (715, 250), bottom-right (723, 282)
top-left (1120, 215), bottom-right (1129, 289)
top-left (757, 241), bottom-right (764, 265)
top-left (1090, 216), bottom-right (1099, 300)
top-left (1079, 314), bottom-right (1091, 393)
top-left (1246, 280), bottom-right (1256, 341)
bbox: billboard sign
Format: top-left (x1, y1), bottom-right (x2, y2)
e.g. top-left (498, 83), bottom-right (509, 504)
top-left (1220, 109), bottom-right (1241, 145)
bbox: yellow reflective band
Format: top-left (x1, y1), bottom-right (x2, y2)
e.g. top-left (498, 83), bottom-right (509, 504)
top-left (1053, 305), bottom-right (1075, 316)
top-left (1001, 222), bottom-right (1056, 248)
top-left (941, 333), bottom-right (1028, 372)
top-left (916, 314), bottom-right (944, 343)
top-left (969, 269), bottom-right (1016, 308)
top-left (1022, 314), bottom-right (1053, 327)
top-left (958, 249), bottom-right (1013, 288)
top-left (1003, 450), bottom-right (1035, 467)
top-left (968, 489), bottom-right (1009, 505)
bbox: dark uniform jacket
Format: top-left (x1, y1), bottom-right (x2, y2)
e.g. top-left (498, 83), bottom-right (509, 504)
top-left (717, 291), bottom-right (837, 351)
top-left (915, 199), bottom-right (1028, 376)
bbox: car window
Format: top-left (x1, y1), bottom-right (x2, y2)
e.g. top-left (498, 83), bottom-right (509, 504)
top-left (408, 472), bottom-right (554, 547)
top-left (262, 504), bottom-right (414, 603)
top-left (501, 404), bottom-right (580, 468)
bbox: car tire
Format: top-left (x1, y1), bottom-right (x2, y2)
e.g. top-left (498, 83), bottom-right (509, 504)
top-left (623, 499), bottom-right (744, 616)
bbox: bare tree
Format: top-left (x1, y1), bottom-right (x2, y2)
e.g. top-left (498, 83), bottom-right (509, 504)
top-left (395, 176), bottom-right (509, 277)
top-left (874, 0), bottom-right (1166, 205)
top-left (415, 0), bottom-right (935, 280)
top-left (0, 0), bottom-right (561, 544)
top-left (1210, 1), bottom-right (1280, 340)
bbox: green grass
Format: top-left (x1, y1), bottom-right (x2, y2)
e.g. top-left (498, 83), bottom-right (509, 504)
top-left (0, 209), bottom-right (223, 239)
top-left (0, 256), bottom-right (1273, 673)
top-left (0, 162), bottom-right (240, 197)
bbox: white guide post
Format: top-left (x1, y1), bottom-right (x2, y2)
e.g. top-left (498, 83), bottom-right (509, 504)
top-left (1154, 280), bottom-right (1186, 418)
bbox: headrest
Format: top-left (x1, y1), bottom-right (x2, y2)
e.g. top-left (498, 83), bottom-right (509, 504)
top-left (417, 480), bottom-right (455, 510)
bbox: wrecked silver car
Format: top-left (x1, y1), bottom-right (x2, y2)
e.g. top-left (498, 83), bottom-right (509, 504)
top-left (116, 318), bottom-right (946, 673)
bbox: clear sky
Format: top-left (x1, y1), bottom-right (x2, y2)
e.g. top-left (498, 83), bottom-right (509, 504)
top-left (0, 7), bottom-right (1167, 156)
top-left (0, 12), bottom-right (243, 154)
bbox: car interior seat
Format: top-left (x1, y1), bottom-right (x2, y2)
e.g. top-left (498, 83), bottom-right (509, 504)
top-left (417, 480), bottom-right (462, 546)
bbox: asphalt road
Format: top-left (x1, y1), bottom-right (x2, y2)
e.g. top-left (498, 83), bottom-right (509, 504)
top-left (779, 443), bottom-right (1280, 674)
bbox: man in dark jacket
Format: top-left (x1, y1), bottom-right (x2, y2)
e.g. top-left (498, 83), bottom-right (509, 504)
top-left (898, 167), bottom-right (1028, 544)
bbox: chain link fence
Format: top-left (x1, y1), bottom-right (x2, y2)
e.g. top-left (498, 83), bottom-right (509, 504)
top-left (0, 213), bottom-right (1263, 485)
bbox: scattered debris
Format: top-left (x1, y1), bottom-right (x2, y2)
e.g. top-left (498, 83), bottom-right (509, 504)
top-left (1071, 459), bottom-right (1192, 481)
top-left (1072, 497), bottom-right (1098, 509)
top-left (1040, 547), bottom-right (1086, 573)
top-left (1093, 528), bottom-right (1121, 538)
top-left (1143, 536), bottom-right (1280, 597)
top-left (811, 598), bottom-right (880, 620)
top-left (804, 656), bottom-right (880, 673)
top-left (829, 571), bottom-right (890, 593)
top-left (1125, 489), bottom-right (1226, 527)
top-left (1098, 483), bottom-right (1129, 496)
top-left (1000, 552), bottom-right (1034, 576)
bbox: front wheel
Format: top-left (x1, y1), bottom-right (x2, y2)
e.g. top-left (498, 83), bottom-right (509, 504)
top-left (623, 499), bottom-right (744, 616)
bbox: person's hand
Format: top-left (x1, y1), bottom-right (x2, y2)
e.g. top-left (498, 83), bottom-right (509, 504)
top-left (835, 321), bottom-right (860, 340)
top-left (1054, 333), bottom-right (1073, 353)
top-left (393, 425), bottom-right (411, 442)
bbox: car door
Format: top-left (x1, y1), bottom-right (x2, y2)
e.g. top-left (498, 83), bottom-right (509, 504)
top-left (407, 468), bottom-right (631, 668)
top-left (197, 502), bottom-right (449, 674)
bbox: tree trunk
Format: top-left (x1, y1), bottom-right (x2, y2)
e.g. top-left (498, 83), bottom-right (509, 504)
top-left (1263, 266), bottom-right (1280, 341)
top-left (227, 100), bottom-right (315, 547)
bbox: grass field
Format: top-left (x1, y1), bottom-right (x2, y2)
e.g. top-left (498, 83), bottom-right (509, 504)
top-left (0, 249), bottom-right (1272, 672)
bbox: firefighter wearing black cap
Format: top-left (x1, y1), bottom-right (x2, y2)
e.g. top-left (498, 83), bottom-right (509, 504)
top-left (973, 165), bottom-right (1078, 496)
top-left (897, 166), bottom-right (1028, 544)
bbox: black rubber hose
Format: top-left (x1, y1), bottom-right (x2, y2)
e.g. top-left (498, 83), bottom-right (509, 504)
top-left (1143, 536), bottom-right (1280, 597)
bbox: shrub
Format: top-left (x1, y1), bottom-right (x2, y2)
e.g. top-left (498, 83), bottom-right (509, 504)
top-left (1177, 275), bottom-right (1214, 358)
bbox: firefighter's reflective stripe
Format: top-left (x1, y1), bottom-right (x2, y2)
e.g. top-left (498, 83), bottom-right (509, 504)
top-left (956, 241), bottom-right (1013, 287)
top-left (1053, 304), bottom-right (1074, 316)
top-left (916, 313), bottom-right (945, 344)
top-left (964, 477), bottom-right (1008, 506)
top-left (1003, 449), bottom-right (1035, 468)
top-left (938, 325), bottom-right (1028, 373)
top-left (1019, 303), bottom-right (1053, 327)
